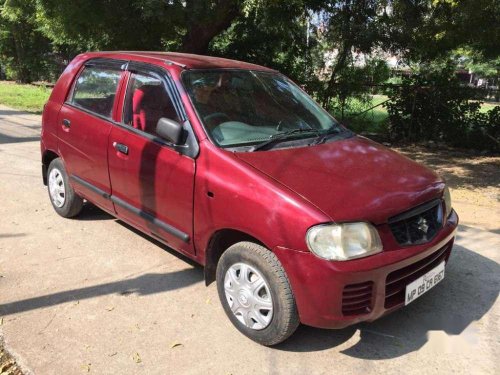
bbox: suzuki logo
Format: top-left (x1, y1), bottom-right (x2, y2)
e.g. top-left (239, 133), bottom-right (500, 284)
top-left (417, 217), bottom-right (429, 233)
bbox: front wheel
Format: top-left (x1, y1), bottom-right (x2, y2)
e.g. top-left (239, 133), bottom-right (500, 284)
top-left (47, 158), bottom-right (83, 218)
top-left (216, 242), bottom-right (299, 346)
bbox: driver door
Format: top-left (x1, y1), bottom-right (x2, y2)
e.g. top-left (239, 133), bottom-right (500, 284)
top-left (107, 67), bottom-right (196, 255)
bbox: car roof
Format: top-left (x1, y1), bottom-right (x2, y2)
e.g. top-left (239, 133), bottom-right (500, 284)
top-left (85, 51), bottom-right (276, 72)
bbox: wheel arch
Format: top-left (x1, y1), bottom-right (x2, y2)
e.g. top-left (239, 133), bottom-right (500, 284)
top-left (204, 228), bottom-right (266, 286)
top-left (42, 149), bottom-right (60, 185)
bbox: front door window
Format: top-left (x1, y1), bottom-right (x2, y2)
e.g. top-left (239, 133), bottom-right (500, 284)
top-left (122, 73), bottom-right (179, 137)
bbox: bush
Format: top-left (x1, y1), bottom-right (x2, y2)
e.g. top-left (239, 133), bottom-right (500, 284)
top-left (386, 66), bottom-right (500, 151)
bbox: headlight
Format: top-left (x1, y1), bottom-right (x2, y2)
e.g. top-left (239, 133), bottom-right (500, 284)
top-left (306, 222), bottom-right (383, 261)
top-left (443, 186), bottom-right (452, 218)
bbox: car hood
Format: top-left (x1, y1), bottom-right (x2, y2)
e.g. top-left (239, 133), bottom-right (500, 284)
top-left (235, 136), bottom-right (444, 224)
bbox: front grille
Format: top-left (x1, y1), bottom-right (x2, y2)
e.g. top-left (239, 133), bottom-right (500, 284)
top-left (389, 199), bottom-right (443, 246)
top-left (342, 281), bottom-right (373, 316)
top-left (384, 244), bottom-right (450, 308)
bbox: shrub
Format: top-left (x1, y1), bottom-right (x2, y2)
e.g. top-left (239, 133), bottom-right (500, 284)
top-left (386, 66), bottom-right (500, 151)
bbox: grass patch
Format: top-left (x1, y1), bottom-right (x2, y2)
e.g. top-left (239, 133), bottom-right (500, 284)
top-left (479, 101), bottom-right (499, 113)
top-left (332, 95), bottom-right (390, 134)
top-left (0, 81), bottom-right (52, 113)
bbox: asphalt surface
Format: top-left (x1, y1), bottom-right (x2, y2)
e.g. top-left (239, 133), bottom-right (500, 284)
top-left (0, 105), bottom-right (499, 374)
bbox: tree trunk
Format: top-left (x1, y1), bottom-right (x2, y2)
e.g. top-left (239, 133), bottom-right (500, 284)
top-left (180, 0), bottom-right (240, 54)
top-left (321, 41), bottom-right (351, 107)
top-left (11, 23), bottom-right (31, 84)
top-left (321, 1), bottom-right (354, 107)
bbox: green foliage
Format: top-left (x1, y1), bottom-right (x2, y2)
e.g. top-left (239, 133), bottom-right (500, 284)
top-left (386, 65), bottom-right (500, 151)
top-left (0, 0), bottom-right (498, 151)
top-left (387, 0), bottom-right (500, 62)
top-left (34, 0), bottom-right (185, 51)
top-left (210, 1), bottom-right (313, 83)
top-left (323, 58), bottom-right (391, 119)
top-left (33, 0), bottom-right (263, 54)
top-left (331, 94), bottom-right (390, 134)
top-left (317, 0), bottom-right (390, 104)
top-left (0, 0), bottom-right (54, 83)
top-left (455, 49), bottom-right (500, 80)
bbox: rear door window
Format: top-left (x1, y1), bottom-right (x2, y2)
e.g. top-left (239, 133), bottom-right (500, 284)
top-left (71, 66), bottom-right (121, 119)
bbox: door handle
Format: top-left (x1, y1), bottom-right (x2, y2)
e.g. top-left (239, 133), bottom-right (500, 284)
top-left (113, 142), bottom-right (129, 155)
top-left (62, 119), bottom-right (71, 128)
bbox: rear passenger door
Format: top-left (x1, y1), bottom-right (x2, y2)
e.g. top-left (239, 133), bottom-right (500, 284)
top-left (58, 60), bottom-right (125, 212)
top-left (107, 65), bottom-right (197, 255)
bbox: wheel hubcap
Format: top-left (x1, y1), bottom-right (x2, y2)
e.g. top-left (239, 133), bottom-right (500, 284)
top-left (224, 263), bottom-right (273, 330)
top-left (48, 168), bottom-right (65, 208)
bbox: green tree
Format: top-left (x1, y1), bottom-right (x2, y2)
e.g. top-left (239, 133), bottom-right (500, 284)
top-left (34, 0), bottom-right (185, 51)
top-left (314, 0), bottom-right (499, 102)
top-left (210, 1), bottom-right (316, 83)
top-left (313, 1), bottom-right (397, 107)
top-left (34, 0), bottom-right (247, 54)
top-left (386, 0), bottom-right (500, 62)
top-left (0, 0), bottom-right (52, 83)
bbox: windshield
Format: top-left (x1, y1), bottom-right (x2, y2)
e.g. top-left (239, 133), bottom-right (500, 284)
top-left (182, 70), bottom-right (344, 149)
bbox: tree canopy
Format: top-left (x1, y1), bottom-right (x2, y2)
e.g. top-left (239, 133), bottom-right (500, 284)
top-left (0, 0), bottom-right (498, 83)
top-left (0, 0), bottom-right (498, 149)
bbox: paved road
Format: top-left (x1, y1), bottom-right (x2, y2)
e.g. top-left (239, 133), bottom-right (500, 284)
top-left (0, 105), bottom-right (499, 374)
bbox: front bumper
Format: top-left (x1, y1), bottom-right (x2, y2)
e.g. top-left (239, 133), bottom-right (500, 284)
top-left (274, 210), bottom-right (459, 329)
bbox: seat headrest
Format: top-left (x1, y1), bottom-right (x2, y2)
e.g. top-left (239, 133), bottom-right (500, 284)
top-left (132, 85), bottom-right (170, 113)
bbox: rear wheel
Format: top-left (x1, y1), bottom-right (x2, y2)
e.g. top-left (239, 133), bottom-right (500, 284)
top-left (47, 158), bottom-right (83, 218)
top-left (216, 241), bottom-right (299, 346)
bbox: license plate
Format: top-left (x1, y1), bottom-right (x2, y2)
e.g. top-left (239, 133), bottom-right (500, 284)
top-left (405, 261), bottom-right (445, 305)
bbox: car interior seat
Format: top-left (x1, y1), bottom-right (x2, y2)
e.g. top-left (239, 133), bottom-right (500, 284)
top-left (132, 84), bottom-right (177, 135)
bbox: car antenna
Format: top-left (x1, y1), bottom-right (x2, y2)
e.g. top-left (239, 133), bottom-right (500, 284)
top-left (164, 60), bottom-right (187, 69)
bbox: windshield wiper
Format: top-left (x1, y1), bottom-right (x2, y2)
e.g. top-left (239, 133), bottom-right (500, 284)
top-left (249, 128), bottom-right (321, 152)
top-left (310, 126), bottom-right (344, 146)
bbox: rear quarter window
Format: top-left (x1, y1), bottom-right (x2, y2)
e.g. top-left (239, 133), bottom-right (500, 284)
top-left (70, 66), bottom-right (121, 119)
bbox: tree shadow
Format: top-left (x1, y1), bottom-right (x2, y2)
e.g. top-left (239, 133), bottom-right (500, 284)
top-left (0, 233), bottom-right (26, 239)
top-left (276, 226), bottom-right (499, 358)
top-left (395, 145), bottom-right (500, 190)
top-left (0, 108), bottom-right (39, 117)
top-left (0, 267), bottom-right (204, 317)
top-left (0, 132), bottom-right (39, 144)
top-left (0, 107), bottom-right (41, 144)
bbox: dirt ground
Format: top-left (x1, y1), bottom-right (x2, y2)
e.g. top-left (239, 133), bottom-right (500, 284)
top-left (0, 105), bottom-right (499, 374)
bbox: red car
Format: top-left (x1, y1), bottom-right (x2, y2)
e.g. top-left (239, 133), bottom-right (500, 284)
top-left (40, 52), bottom-right (458, 345)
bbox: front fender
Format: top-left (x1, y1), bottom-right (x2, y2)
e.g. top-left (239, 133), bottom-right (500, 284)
top-left (193, 141), bottom-right (328, 263)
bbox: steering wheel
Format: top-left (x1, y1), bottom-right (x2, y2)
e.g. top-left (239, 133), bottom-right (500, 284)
top-left (203, 112), bottom-right (231, 130)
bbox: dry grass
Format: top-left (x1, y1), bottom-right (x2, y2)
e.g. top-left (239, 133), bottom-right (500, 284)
top-left (0, 340), bottom-right (24, 375)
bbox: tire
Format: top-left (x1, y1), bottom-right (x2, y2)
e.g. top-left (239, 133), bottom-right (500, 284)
top-left (47, 158), bottom-right (83, 218)
top-left (216, 241), bottom-right (299, 346)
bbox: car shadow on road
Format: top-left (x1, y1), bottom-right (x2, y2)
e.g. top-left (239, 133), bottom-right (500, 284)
top-left (0, 208), bottom-right (204, 317)
top-left (276, 226), bottom-right (499, 359)
top-left (77, 203), bottom-right (115, 221)
top-left (1, 222), bottom-right (497, 360)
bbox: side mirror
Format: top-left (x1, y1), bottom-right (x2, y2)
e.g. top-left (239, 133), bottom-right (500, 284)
top-left (156, 118), bottom-right (183, 145)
